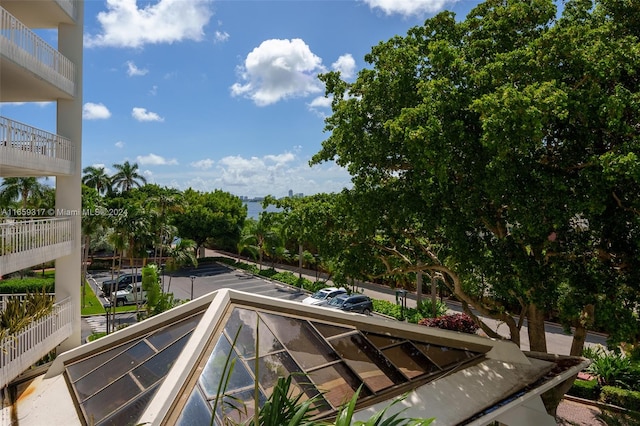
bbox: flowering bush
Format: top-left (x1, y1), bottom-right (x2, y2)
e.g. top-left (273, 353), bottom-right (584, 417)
top-left (418, 313), bottom-right (479, 334)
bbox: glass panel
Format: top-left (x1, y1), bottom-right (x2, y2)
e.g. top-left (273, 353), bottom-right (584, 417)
top-left (224, 308), bottom-right (283, 358)
top-left (382, 342), bottom-right (438, 379)
top-left (260, 313), bottom-right (338, 369)
top-left (74, 341), bottom-right (154, 401)
top-left (199, 335), bottom-right (254, 399)
top-left (362, 332), bottom-right (403, 349)
top-left (413, 342), bottom-right (476, 369)
top-left (97, 383), bottom-right (159, 426)
top-left (146, 313), bottom-right (202, 351)
top-left (82, 374), bottom-right (140, 424)
top-left (214, 388), bottom-right (266, 425)
top-left (177, 388), bottom-right (214, 426)
top-left (66, 340), bottom-right (138, 382)
top-left (133, 333), bottom-right (192, 388)
top-left (312, 322), bottom-right (352, 338)
top-left (330, 334), bottom-right (404, 392)
top-left (308, 363), bottom-right (369, 408)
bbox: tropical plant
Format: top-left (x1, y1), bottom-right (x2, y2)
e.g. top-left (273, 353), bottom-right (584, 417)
top-left (111, 161), bottom-right (147, 193)
top-left (0, 177), bottom-right (48, 209)
top-left (82, 165), bottom-right (112, 195)
top-left (418, 314), bottom-right (479, 335)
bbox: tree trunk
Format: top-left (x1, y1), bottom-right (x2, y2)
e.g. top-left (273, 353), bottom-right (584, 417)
top-left (542, 375), bottom-right (577, 418)
top-left (570, 304), bottom-right (595, 356)
top-left (527, 304), bottom-right (548, 353)
top-left (416, 270), bottom-right (422, 307)
top-left (298, 243), bottom-right (303, 279)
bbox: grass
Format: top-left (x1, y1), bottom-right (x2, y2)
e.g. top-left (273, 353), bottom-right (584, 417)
top-left (80, 282), bottom-right (137, 316)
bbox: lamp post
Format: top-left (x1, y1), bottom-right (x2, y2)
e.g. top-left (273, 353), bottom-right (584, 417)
top-left (190, 275), bottom-right (196, 300)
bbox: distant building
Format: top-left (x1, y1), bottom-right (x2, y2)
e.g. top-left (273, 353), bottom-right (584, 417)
top-left (288, 189), bottom-right (293, 197)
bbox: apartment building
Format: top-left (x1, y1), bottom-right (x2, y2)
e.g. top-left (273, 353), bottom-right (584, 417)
top-left (0, 0), bottom-right (83, 388)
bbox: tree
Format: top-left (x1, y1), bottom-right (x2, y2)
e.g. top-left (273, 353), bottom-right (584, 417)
top-left (312, 0), bottom-right (640, 358)
top-left (82, 165), bottom-right (112, 195)
top-left (0, 177), bottom-right (48, 209)
top-left (172, 189), bottom-right (246, 253)
top-left (111, 161), bottom-right (147, 193)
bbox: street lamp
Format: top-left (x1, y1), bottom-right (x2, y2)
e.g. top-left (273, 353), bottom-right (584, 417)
top-left (190, 275), bottom-right (196, 300)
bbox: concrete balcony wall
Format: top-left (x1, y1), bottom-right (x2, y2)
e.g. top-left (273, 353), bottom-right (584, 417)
top-left (0, 116), bottom-right (75, 176)
top-left (0, 0), bottom-right (77, 28)
top-left (0, 295), bottom-right (75, 389)
top-left (0, 7), bottom-right (76, 101)
top-left (0, 218), bottom-right (75, 277)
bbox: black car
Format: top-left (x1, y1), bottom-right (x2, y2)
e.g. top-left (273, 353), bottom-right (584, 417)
top-left (325, 294), bottom-right (373, 315)
top-left (101, 273), bottom-right (142, 297)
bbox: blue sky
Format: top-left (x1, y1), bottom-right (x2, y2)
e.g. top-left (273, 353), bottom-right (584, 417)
top-left (5, 0), bottom-right (483, 199)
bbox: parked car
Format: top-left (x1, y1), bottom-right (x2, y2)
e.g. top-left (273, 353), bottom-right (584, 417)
top-left (101, 273), bottom-right (142, 297)
top-left (324, 294), bottom-right (373, 315)
top-left (301, 287), bottom-right (347, 305)
top-left (114, 283), bottom-right (147, 307)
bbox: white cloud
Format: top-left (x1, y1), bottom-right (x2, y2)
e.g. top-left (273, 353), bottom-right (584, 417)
top-left (214, 30), bottom-right (229, 43)
top-left (85, 0), bottom-right (214, 48)
top-left (308, 96), bottom-right (332, 109)
top-left (331, 54), bottom-right (356, 79)
top-left (149, 152), bottom-right (352, 198)
top-left (191, 158), bottom-right (214, 169)
top-left (126, 60), bottom-right (148, 76)
top-left (132, 107), bottom-right (164, 122)
top-left (362, 0), bottom-right (456, 16)
top-left (230, 38), bottom-right (325, 106)
top-left (149, 85), bottom-right (158, 95)
top-left (137, 153), bottom-right (178, 165)
top-left (115, 141), bottom-right (125, 148)
top-left (83, 102), bottom-right (111, 119)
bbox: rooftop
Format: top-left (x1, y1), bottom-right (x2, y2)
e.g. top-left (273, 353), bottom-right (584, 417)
top-left (8, 288), bottom-right (587, 425)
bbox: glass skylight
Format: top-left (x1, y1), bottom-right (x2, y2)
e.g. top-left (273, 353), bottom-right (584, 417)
top-left (65, 312), bottom-right (203, 426)
top-left (175, 307), bottom-right (484, 424)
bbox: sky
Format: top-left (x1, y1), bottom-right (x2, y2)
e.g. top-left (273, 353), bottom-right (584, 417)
top-left (4, 0), bottom-right (483, 199)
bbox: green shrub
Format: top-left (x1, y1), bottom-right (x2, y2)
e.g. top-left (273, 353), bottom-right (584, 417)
top-left (567, 379), bottom-right (600, 400)
top-left (0, 277), bottom-right (54, 294)
top-left (372, 299), bottom-right (419, 321)
top-left (417, 299), bottom-right (449, 318)
top-left (586, 347), bottom-right (636, 388)
top-left (600, 386), bottom-right (640, 412)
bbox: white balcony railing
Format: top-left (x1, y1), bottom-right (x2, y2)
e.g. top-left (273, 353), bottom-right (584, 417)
top-left (0, 116), bottom-right (75, 163)
top-left (0, 7), bottom-right (75, 96)
top-left (0, 217), bottom-right (75, 276)
top-left (0, 295), bottom-right (75, 389)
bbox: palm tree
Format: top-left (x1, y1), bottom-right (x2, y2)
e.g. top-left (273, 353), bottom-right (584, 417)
top-left (146, 188), bottom-right (182, 263)
top-left (0, 177), bottom-right (47, 209)
top-left (111, 161), bottom-right (147, 193)
top-left (165, 238), bottom-right (197, 293)
top-left (82, 165), bottom-right (112, 195)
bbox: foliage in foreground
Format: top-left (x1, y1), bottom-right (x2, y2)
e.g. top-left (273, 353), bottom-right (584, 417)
top-left (0, 288), bottom-right (54, 342)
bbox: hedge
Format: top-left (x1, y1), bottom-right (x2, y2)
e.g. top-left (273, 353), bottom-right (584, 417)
top-left (567, 379), bottom-right (600, 400)
top-left (600, 386), bottom-right (640, 412)
top-left (0, 277), bottom-right (55, 294)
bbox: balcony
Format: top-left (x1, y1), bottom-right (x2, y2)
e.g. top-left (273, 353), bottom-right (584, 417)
top-left (0, 294), bottom-right (75, 389)
top-left (0, 217), bottom-right (75, 277)
top-left (0, 117), bottom-right (75, 176)
top-left (1, 0), bottom-right (77, 28)
top-left (0, 7), bottom-right (76, 102)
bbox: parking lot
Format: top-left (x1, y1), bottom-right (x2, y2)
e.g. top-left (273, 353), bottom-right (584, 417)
top-left (84, 262), bottom-right (310, 336)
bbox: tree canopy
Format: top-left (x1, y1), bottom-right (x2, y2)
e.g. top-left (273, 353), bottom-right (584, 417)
top-left (312, 0), bottom-right (640, 353)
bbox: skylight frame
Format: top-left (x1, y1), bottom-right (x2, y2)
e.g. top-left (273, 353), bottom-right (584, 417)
top-left (170, 304), bottom-right (487, 424)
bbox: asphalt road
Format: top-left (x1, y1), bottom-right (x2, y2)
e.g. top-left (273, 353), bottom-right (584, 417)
top-left (83, 258), bottom-right (608, 355)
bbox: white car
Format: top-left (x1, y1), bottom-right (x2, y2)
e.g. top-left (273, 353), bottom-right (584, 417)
top-left (301, 287), bottom-right (347, 305)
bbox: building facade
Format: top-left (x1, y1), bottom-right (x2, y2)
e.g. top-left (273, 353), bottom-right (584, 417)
top-left (0, 0), bottom-right (83, 387)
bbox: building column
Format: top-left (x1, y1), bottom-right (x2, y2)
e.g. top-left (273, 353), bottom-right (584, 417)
top-left (56, 0), bottom-right (84, 351)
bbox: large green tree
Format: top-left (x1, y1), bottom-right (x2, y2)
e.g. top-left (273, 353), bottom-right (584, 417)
top-left (172, 189), bottom-right (246, 253)
top-left (312, 0), bottom-right (640, 355)
top-left (82, 166), bottom-right (112, 195)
